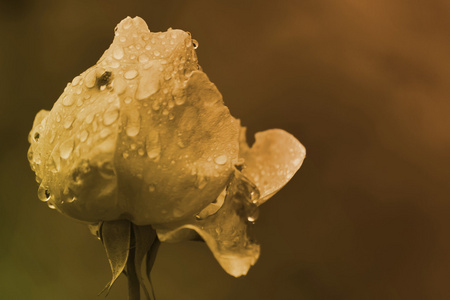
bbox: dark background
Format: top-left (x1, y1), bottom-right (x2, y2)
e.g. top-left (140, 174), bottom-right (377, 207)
top-left (1, 0), bottom-right (450, 299)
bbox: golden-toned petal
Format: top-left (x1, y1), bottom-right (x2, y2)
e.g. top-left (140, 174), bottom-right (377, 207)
top-left (27, 16), bottom-right (239, 224)
top-left (240, 128), bottom-right (306, 205)
top-left (155, 172), bottom-right (260, 277)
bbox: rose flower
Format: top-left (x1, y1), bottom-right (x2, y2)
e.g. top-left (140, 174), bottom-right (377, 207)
top-left (27, 16), bottom-right (305, 298)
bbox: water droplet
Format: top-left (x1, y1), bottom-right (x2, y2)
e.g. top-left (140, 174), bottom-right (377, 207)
top-left (56, 113), bottom-right (61, 123)
top-left (85, 69), bottom-right (96, 88)
top-left (103, 106), bottom-right (119, 126)
top-left (136, 67), bottom-right (161, 100)
top-left (63, 116), bottom-right (75, 129)
top-left (67, 196), bottom-right (77, 203)
top-left (192, 39), bottom-right (199, 49)
top-left (153, 50), bottom-right (160, 57)
top-left (124, 69), bottom-right (138, 80)
top-left (125, 108), bottom-right (141, 137)
top-left (124, 97), bottom-right (132, 104)
top-left (138, 148), bottom-right (145, 156)
top-left (60, 138), bottom-right (74, 159)
top-left (100, 128), bottom-right (112, 138)
top-left (148, 184), bottom-right (156, 192)
top-left (86, 113), bottom-right (94, 124)
top-left (138, 54), bottom-right (149, 63)
top-left (246, 203), bottom-right (259, 223)
top-left (62, 95), bottom-right (74, 106)
top-left (146, 130), bottom-right (161, 160)
top-left (37, 185), bottom-right (51, 202)
top-left (113, 77), bottom-right (127, 95)
top-left (123, 152), bottom-right (129, 159)
top-left (47, 203), bottom-right (56, 209)
top-left (214, 155), bottom-right (227, 165)
top-left (113, 47), bottom-right (124, 60)
top-left (48, 150), bottom-right (61, 173)
top-left (110, 60), bottom-right (120, 68)
top-left (152, 100), bottom-right (160, 111)
top-left (72, 76), bottom-right (82, 86)
top-left (123, 18), bottom-right (133, 29)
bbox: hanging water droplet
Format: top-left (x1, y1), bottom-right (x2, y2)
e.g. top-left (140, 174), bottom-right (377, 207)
top-left (214, 155), bottom-right (227, 165)
top-left (47, 202), bottom-right (56, 209)
top-left (67, 196), bottom-right (77, 203)
top-left (246, 203), bottom-right (259, 223)
top-left (37, 185), bottom-right (51, 202)
top-left (123, 151), bottom-right (129, 159)
top-left (113, 47), bottom-right (124, 60)
top-left (138, 148), bottom-right (145, 156)
top-left (146, 130), bottom-right (161, 161)
top-left (192, 39), bottom-right (199, 49)
top-left (124, 69), bottom-right (138, 80)
top-left (148, 184), bottom-right (156, 192)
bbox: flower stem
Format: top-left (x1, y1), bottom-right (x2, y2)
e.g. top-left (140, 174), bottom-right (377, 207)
top-left (127, 243), bottom-right (140, 300)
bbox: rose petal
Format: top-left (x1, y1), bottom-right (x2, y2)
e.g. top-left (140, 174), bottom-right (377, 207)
top-left (28, 17), bottom-right (240, 224)
top-left (240, 128), bottom-right (306, 205)
top-left (155, 172), bottom-right (260, 277)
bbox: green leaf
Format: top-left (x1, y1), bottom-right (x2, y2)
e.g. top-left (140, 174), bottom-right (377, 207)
top-left (100, 220), bottom-right (131, 295)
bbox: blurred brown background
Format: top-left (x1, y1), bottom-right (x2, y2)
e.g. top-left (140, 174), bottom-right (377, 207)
top-left (1, 0), bottom-right (450, 299)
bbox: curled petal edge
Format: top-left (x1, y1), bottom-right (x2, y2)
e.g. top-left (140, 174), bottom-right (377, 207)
top-left (239, 128), bottom-right (306, 205)
top-left (155, 173), bottom-right (261, 277)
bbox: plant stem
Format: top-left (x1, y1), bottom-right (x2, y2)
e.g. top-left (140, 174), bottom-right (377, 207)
top-left (127, 246), bottom-right (140, 300)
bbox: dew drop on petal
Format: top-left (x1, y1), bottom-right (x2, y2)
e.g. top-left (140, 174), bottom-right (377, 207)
top-left (214, 155), bottom-right (227, 165)
top-left (85, 69), bottom-right (96, 88)
top-left (124, 69), bottom-right (138, 80)
top-left (72, 76), bottom-right (82, 86)
top-left (103, 106), bottom-right (119, 126)
top-left (138, 54), bottom-right (149, 63)
top-left (125, 108), bottom-right (141, 137)
top-left (113, 77), bottom-right (127, 95)
top-left (146, 130), bottom-right (161, 160)
top-left (100, 128), bottom-right (112, 138)
top-left (37, 185), bottom-right (51, 202)
top-left (60, 138), bottom-right (74, 159)
top-left (63, 116), bottom-right (75, 129)
top-left (62, 95), bottom-right (74, 106)
top-left (113, 47), bottom-right (124, 60)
